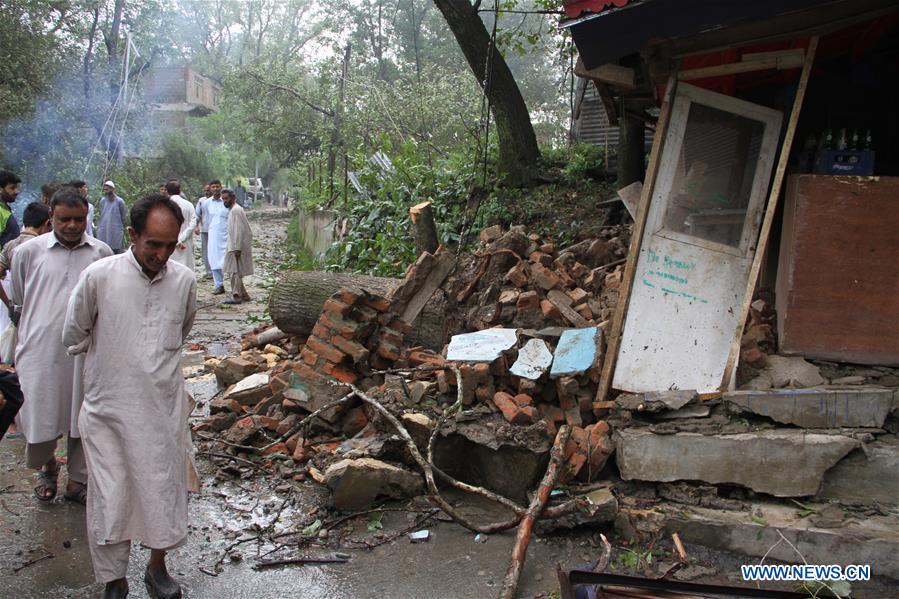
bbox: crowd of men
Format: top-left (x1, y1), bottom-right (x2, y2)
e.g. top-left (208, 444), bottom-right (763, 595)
top-left (0, 170), bottom-right (256, 599)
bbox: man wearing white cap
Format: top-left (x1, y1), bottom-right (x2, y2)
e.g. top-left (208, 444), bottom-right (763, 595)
top-left (96, 181), bottom-right (128, 253)
top-left (97, 181), bottom-right (128, 254)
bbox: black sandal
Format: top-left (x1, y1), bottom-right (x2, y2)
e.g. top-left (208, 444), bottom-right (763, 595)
top-left (33, 466), bottom-right (59, 502)
top-left (64, 481), bottom-right (87, 505)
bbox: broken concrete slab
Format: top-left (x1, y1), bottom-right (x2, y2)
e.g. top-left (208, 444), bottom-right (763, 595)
top-left (662, 500), bottom-right (899, 580)
top-left (818, 436), bottom-right (899, 506)
top-left (446, 328), bottom-right (518, 362)
top-left (747, 355), bottom-right (826, 389)
top-left (656, 404), bottom-right (712, 420)
top-left (616, 429), bottom-right (859, 497)
top-left (510, 338), bottom-right (553, 380)
top-left (224, 372), bottom-right (272, 405)
top-left (323, 457), bottom-right (424, 511)
top-left (725, 387), bottom-right (894, 429)
top-left (550, 326), bottom-right (602, 378)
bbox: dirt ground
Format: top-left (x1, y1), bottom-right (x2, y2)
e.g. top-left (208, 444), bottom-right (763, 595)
top-left (1, 205), bottom-right (891, 598)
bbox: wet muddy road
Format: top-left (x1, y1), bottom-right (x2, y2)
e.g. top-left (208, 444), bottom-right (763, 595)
top-left (0, 206), bottom-right (597, 598)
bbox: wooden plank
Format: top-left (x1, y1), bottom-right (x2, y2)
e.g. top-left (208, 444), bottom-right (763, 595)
top-left (547, 289), bottom-right (591, 328)
top-left (718, 36), bottom-right (819, 391)
top-left (400, 251), bottom-right (456, 325)
top-left (678, 52), bottom-right (803, 81)
top-left (594, 72), bottom-right (678, 405)
top-left (776, 175), bottom-right (899, 365)
top-left (575, 58), bottom-right (636, 89)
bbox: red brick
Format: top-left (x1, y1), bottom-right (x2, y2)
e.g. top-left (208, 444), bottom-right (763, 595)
top-left (539, 243), bottom-right (556, 255)
top-left (282, 398), bottom-right (301, 411)
top-left (472, 363), bottom-right (491, 384)
top-left (322, 298), bottom-right (353, 318)
top-left (312, 321), bottom-right (333, 340)
top-left (506, 261), bottom-right (529, 288)
top-left (387, 317), bottom-right (412, 335)
top-left (334, 288), bottom-right (363, 306)
top-left (275, 415), bottom-right (298, 436)
top-left (571, 261), bottom-right (589, 279)
top-left (342, 406), bottom-right (369, 436)
top-left (480, 224), bottom-right (503, 244)
top-left (292, 363), bottom-right (325, 384)
top-left (529, 263), bottom-right (560, 291)
top-left (512, 393), bottom-right (533, 408)
top-left (301, 349), bottom-right (319, 365)
top-left (493, 392), bottom-right (538, 425)
top-left (563, 406), bottom-right (583, 427)
top-left (541, 299), bottom-right (563, 322)
top-left (517, 290), bottom-right (540, 311)
top-left (356, 305), bottom-right (379, 322)
top-left (269, 372), bottom-right (291, 395)
top-left (378, 330), bottom-right (405, 348)
top-left (518, 378), bottom-right (538, 394)
top-left (529, 251), bottom-right (553, 267)
top-left (331, 336), bottom-right (370, 363)
top-left (318, 314), bottom-right (362, 340)
top-left (286, 432), bottom-right (302, 453)
top-left (261, 442), bottom-right (289, 456)
top-left (305, 336), bottom-right (346, 364)
top-left (376, 342), bottom-right (401, 362)
top-left (566, 287), bottom-right (589, 306)
top-left (292, 442), bottom-right (311, 462)
top-left (322, 361), bottom-right (359, 384)
top-left (209, 397), bottom-right (242, 414)
top-left (459, 365), bottom-right (477, 405)
top-left (475, 384), bottom-right (494, 403)
top-left (557, 268), bottom-right (575, 289)
top-left (409, 350), bottom-right (445, 367)
top-left (257, 416), bottom-right (281, 431)
top-left (363, 296), bottom-right (391, 312)
top-left (576, 303), bottom-right (594, 321)
top-left (436, 370), bottom-right (451, 394)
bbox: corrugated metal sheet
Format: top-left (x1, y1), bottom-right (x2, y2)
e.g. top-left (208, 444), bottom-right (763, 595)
top-left (571, 78), bottom-right (654, 150)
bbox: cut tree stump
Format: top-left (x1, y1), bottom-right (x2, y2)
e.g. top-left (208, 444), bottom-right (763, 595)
top-left (268, 271), bottom-right (449, 350)
top-left (410, 201), bottom-right (439, 255)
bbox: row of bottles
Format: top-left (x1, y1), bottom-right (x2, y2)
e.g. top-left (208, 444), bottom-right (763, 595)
top-left (821, 127), bottom-right (872, 151)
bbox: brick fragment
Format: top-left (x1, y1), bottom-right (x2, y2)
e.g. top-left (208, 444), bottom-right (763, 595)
top-left (331, 335), bottom-right (370, 363)
top-left (323, 361), bottom-right (359, 384)
top-left (275, 414), bottom-right (298, 436)
top-left (363, 295), bottom-right (391, 312)
top-left (566, 287), bottom-right (589, 306)
top-left (741, 346), bottom-right (767, 369)
top-left (305, 336), bottom-right (346, 364)
top-left (301, 349), bottom-right (319, 366)
top-left (605, 270), bottom-right (622, 290)
top-left (261, 443), bottom-right (289, 456)
top-left (498, 289), bottom-right (520, 306)
top-left (506, 261), bottom-right (529, 288)
top-left (408, 349), bottom-right (445, 367)
top-left (436, 370), bottom-right (451, 394)
top-left (459, 365), bottom-right (477, 405)
top-left (322, 298), bottom-right (353, 318)
top-left (576, 303), bottom-right (594, 321)
top-left (518, 378), bottom-right (538, 394)
top-left (512, 393), bottom-right (533, 408)
top-left (376, 342), bottom-right (401, 362)
top-left (334, 288), bottom-right (363, 306)
top-left (480, 224), bottom-right (503, 244)
top-left (516, 290), bottom-right (540, 311)
top-left (475, 384), bottom-right (494, 403)
top-left (209, 397), bottom-right (242, 414)
top-left (342, 406), bottom-right (369, 437)
top-left (529, 251), bottom-right (553, 267)
top-left (539, 243), bottom-right (555, 254)
top-left (541, 299), bottom-right (563, 323)
top-left (312, 321), bottom-right (333, 341)
top-left (570, 261), bottom-right (589, 279)
top-left (318, 314), bottom-right (362, 340)
top-left (493, 392), bottom-right (538, 425)
top-left (529, 263), bottom-right (560, 291)
top-left (472, 363), bottom-right (491, 384)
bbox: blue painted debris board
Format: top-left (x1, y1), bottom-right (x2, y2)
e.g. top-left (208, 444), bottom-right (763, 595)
top-left (550, 327), bottom-right (600, 378)
top-left (446, 328), bottom-right (518, 362)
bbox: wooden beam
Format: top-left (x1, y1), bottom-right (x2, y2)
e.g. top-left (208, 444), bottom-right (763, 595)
top-left (718, 36), bottom-right (819, 391)
top-left (678, 51), bottom-right (804, 81)
top-left (594, 72), bottom-right (678, 405)
top-left (575, 57), bottom-right (636, 89)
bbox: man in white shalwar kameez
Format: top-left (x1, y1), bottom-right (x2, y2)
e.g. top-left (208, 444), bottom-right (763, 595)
top-left (11, 187), bottom-right (112, 502)
top-left (221, 188), bottom-right (253, 305)
top-left (204, 180), bottom-right (229, 295)
top-left (64, 194), bottom-right (196, 599)
top-left (164, 180), bottom-right (197, 272)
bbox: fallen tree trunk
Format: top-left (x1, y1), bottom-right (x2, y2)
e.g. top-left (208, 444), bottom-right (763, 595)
top-left (268, 271), bottom-right (449, 350)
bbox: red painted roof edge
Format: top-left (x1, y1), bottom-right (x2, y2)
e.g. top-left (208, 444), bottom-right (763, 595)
top-left (563, 0), bottom-right (633, 19)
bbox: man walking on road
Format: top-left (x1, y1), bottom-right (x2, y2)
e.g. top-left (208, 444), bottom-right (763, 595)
top-left (64, 194), bottom-right (197, 599)
top-left (164, 180), bottom-right (198, 272)
top-left (95, 181), bottom-right (128, 253)
top-left (221, 188), bottom-right (253, 304)
top-left (204, 180), bottom-right (229, 295)
top-left (194, 183), bottom-right (213, 279)
top-left (11, 187), bottom-right (112, 503)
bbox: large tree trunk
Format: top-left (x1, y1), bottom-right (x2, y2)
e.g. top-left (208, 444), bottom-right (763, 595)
top-left (268, 271), bottom-right (449, 350)
top-left (433, 0), bottom-right (540, 185)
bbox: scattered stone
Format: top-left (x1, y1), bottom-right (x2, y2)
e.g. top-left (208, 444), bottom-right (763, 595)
top-left (763, 355), bottom-right (826, 388)
top-left (214, 356), bottom-right (259, 386)
top-left (323, 458), bottom-right (424, 511)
